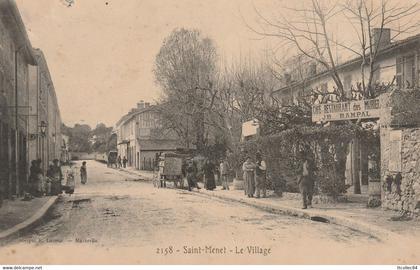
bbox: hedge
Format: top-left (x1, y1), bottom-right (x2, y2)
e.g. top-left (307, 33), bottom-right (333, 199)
top-left (228, 122), bottom-right (377, 197)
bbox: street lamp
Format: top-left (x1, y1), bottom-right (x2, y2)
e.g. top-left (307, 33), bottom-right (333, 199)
top-left (40, 121), bottom-right (47, 137)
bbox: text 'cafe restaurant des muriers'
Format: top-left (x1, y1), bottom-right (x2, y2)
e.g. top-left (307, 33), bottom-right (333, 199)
top-left (273, 30), bottom-right (420, 214)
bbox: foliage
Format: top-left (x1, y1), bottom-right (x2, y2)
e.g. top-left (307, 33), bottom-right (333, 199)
top-left (390, 88), bottom-right (420, 127)
top-left (154, 28), bottom-right (218, 152)
top-left (61, 122), bottom-right (115, 153)
top-left (229, 123), bottom-right (374, 197)
top-left (256, 103), bottom-right (313, 136)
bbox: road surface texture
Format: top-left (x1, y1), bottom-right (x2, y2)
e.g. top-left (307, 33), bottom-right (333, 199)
top-left (0, 161), bottom-right (418, 264)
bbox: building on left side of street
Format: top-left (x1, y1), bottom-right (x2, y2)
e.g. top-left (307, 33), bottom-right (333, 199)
top-left (0, 1), bottom-right (63, 200)
top-left (0, 0), bottom-right (37, 198)
top-left (28, 49), bottom-right (63, 174)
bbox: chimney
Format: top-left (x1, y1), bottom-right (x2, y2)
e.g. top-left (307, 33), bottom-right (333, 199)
top-left (372, 28), bottom-right (391, 51)
top-left (137, 100), bottom-right (145, 109)
top-left (145, 102), bottom-right (150, 107)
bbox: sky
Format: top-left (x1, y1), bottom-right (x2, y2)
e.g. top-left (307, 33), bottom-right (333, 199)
top-left (15, 0), bottom-right (418, 128)
top-left (16, 0), bottom-right (273, 128)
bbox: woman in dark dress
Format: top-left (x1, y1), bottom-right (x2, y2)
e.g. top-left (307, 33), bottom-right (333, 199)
top-left (80, 161), bottom-right (88, 184)
top-left (203, 159), bottom-right (216, 191)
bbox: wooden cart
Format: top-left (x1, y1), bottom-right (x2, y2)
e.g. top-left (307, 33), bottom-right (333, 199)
top-left (154, 152), bottom-right (186, 189)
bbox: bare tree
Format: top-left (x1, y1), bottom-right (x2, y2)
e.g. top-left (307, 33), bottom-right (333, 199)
top-left (154, 28), bottom-right (219, 152)
top-left (247, 0), bottom-right (346, 99)
top-left (341, 0), bottom-right (419, 96)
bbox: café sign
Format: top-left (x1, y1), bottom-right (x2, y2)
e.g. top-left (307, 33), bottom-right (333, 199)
top-left (312, 98), bottom-right (381, 122)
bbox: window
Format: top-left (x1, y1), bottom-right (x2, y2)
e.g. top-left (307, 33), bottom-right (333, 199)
top-left (396, 55), bottom-right (416, 89)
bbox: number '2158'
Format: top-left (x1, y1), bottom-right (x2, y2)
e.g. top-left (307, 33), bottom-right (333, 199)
top-left (156, 246), bottom-right (174, 255)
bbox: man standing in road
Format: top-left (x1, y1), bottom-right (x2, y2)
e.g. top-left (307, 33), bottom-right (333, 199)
top-left (298, 151), bottom-right (315, 209)
top-left (220, 158), bottom-right (230, 190)
top-left (117, 155), bottom-right (122, 168)
top-left (255, 152), bottom-right (267, 198)
top-left (123, 156), bottom-right (127, 168)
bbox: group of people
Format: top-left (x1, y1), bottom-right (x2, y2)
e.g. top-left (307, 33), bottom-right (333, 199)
top-left (242, 151), bottom-right (315, 209)
top-left (183, 157), bottom-right (231, 192)
top-left (117, 155), bottom-right (128, 168)
top-left (28, 159), bottom-right (63, 197)
top-left (242, 152), bottom-right (267, 199)
top-left (28, 159), bottom-right (89, 198)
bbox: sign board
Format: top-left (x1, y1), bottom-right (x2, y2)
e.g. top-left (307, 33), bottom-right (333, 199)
top-left (312, 98), bottom-right (381, 122)
top-left (242, 119), bottom-right (259, 138)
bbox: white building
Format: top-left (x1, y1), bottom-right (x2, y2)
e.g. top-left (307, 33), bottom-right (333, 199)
top-left (115, 101), bottom-right (182, 170)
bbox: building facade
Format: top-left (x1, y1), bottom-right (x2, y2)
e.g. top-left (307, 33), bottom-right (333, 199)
top-left (115, 100), bottom-right (182, 171)
top-left (0, 0), bottom-right (37, 198)
top-left (0, 1), bottom-right (62, 199)
top-left (28, 49), bottom-right (63, 174)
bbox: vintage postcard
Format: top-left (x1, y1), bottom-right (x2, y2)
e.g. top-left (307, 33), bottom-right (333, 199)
top-left (0, 0), bottom-right (419, 267)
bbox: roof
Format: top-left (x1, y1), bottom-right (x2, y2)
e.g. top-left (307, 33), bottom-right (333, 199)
top-left (0, 0), bottom-right (37, 65)
top-left (115, 105), bottom-right (157, 128)
top-left (273, 33), bottom-right (420, 94)
top-left (137, 139), bottom-right (182, 151)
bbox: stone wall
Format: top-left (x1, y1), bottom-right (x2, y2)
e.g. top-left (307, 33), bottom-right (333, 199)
top-left (380, 90), bottom-right (420, 214)
top-left (382, 128), bottom-right (420, 214)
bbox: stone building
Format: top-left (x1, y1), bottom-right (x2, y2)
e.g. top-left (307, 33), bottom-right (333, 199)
top-left (272, 29), bottom-right (420, 213)
top-left (0, 0), bottom-right (37, 198)
top-left (0, 1), bottom-right (63, 199)
top-left (115, 100), bottom-right (182, 171)
top-left (28, 49), bottom-right (63, 174)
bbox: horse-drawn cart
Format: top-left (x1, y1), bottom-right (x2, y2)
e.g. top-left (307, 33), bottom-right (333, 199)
top-left (154, 152), bottom-right (186, 189)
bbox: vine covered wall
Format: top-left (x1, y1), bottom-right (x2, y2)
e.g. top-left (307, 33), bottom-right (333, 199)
top-left (229, 123), bottom-right (377, 197)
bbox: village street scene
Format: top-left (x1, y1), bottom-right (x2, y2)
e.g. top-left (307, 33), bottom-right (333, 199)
top-left (0, 0), bottom-right (420, 266)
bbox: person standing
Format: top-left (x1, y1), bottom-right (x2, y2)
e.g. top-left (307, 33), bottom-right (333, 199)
top-left (255, 152), bottom-right (267, 198)
top-left (203, 159), bottom-right (216, 191)
top-left (242, 156), bottom-right (256, 198)
top-left (186, 159), bottom-right (200, 191)
top-left (122, 156), bottom-right (127, 168)
top-left (220, 158), bottom-right (230, 190)
top-left (80, 161), bottom-right (88, 184)
top-left (298, 154), bottom-right (315, 209)
top-left (117, 155), bottom-right (122, 168)
top-left (29, 160), bottom-right (43, 197)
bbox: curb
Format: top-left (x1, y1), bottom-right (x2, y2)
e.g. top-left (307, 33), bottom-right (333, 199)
top-left (0, 195), bottom-right (59, 245)
top-left (191, 190), bottom-right (401, 242)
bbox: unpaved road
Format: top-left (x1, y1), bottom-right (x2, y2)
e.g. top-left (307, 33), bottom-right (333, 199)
top-left (0, 161), bottom-right (418, 264)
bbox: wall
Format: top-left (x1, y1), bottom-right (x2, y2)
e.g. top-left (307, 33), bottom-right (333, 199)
top-left (380, 91), bottom-right (420, 214)
top-left (34, 50), bottom-right (62, 168)
top-left (27, 64), bottom-right (38, 164)
top-left (0, 6), bottom-right (34, 196)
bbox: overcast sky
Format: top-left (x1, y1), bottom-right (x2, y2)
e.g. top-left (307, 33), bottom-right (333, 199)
top-left (16, 0), bottom-right (274, 128)
top-left (16, 0), bottom-right (418, 128)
